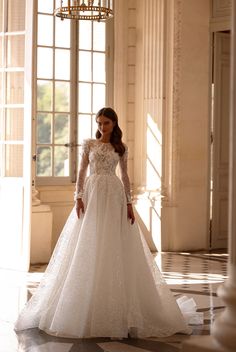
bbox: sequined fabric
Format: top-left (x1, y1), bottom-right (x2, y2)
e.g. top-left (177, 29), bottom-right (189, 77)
top-left (14, 139), bottom-right (193, 338)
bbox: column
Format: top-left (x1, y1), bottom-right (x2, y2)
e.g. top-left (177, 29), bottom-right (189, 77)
top-left (182, 3), bottom-right (236, 352)
top-left (211, 0), bottom-right (236, 348)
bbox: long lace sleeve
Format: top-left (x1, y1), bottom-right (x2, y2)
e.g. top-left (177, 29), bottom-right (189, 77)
top-left (119, 145), bottom-right (132, 204)
top-left (74, 139), bottom-right (90, 201)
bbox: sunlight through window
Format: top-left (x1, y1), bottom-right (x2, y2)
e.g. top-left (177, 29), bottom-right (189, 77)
top-left (146, 113), bottom-right (162, 190)
top-left (35, 1), bottom-right (111, 184)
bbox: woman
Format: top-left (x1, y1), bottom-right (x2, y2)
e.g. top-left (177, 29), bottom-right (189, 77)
top-left (15, 107), bottom-right (193, 338)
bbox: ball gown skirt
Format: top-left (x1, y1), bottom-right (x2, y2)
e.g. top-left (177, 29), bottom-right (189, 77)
top-left (14, 172), bottom-right (197, 338)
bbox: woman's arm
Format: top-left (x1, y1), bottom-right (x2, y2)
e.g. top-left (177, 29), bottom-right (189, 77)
top-left (119, 145), bottom-right (132, 203)
top-left (74, 140), bottom-right (90, 218)
top-left (119, 145), bottom-right (135, 224)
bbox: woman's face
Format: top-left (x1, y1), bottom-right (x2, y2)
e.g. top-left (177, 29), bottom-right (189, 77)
top-left (96, 115), bottom-right (115, 136)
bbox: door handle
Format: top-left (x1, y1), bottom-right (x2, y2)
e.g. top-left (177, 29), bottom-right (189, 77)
top-left (64, 142), bottom-right (79, 148)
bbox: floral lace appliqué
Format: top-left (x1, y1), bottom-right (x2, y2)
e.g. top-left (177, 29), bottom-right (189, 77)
top-left (74, 139), bottom-right (132, 203)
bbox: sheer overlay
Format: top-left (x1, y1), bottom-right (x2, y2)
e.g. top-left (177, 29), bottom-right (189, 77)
top-left (14, 139), bottom-right (200, 339)
top-left (74, 139), bottom-right (132, 203)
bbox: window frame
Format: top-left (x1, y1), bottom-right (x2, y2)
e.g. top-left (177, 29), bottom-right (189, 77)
top-left (34, 1), bottom-right (114, 186)
top-left (0, 0), bottom-right (26, 178)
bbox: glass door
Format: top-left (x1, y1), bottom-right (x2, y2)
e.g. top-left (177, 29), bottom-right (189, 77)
top-left (0, 0), bottom-right (33, 270)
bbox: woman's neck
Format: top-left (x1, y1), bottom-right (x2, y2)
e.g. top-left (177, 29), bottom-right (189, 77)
top-left (99, 135), bottom-right (111, 143)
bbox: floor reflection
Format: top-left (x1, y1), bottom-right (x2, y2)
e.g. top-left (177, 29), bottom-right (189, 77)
top-left (0, 251), bottom-right (227, 352)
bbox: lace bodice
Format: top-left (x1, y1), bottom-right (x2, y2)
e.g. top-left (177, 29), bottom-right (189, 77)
top-left (74, 139), bottom-right (132, 203)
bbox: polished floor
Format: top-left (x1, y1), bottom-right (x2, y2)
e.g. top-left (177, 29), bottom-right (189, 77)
top-left (0, 251), bottom-right (227, 352)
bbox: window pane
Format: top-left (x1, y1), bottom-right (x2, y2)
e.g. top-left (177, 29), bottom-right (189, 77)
top-left (36, 146), bottom-right (52, 176)
top-left (37, 47), bottom-right (53, 79)
top-left (37, 80), bottom-right (53, 111)
top-left (92, 114), bottom-right (98, 137)
top-left (93, 21), bottom-right (106, 51)
top-left (78, 83), bottom-right (91, 113)
top-left (38, 0), bottom-right (53, 14)
top-left (55, 17), bottom-right (70, 48)
top-left (79, 51), bottom-right (91, 82)
top-left (37, 113), bottom-right (52, 144)
top-left (5, 144), bottom-right (23, 177)
top-left (93, 84), bottom-right (105, 113)
top-left (78, 114), bottom-right (91, 144)
top-left (54, 146), bottom-right (69, 176)
top-left (79, 21), bottom-right (92, 50)
top-left (0, 37), bottom-right (3, 66)
top-left (37, 14), bottom-right (53, 47)
top-left (0, 1), bottom-right (3, 32)
top-left (55, 114), bottom-right (69, 144)
top-left (0, 73), bottom-right (3, 104)
top-left (6, 108), bottom-right (24, 140)
top-left (55, 49), bottom-right (70, 80)
top-left (93, 52), bottom-right (105, 83)
top-left (7, 72), bottom-right (24, 104)
top-left (7, 35), bottom-right (25, 67)
top-left (55, 81), bottom-right (70, 112)
top-left (0, 145), bottom-right (2, 176)
top-left (7, 0), bottom-right (25, 32)
top-left (0, 108), bottom-right (4, 140)
top-left (35, 0), bottom-right (108, 181)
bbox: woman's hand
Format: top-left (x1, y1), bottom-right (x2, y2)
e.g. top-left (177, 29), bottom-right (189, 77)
top-left (127, 203), bottom-right (135, 224)
top-left (76, 198), bottom-right (85, 219)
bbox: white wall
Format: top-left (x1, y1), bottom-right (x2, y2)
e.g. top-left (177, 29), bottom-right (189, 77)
top-left (125, 0), bottom-right (212, 251)
top-left (162, 0), bottom-right (211, 250)
top-left (33, 0), bottom-right (212, 257)
top-left (37, 186), bottom-right (74, 250)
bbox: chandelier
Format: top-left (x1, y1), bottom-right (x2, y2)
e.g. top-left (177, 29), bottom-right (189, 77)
top-left (54, 0), bottom-right (113, 21)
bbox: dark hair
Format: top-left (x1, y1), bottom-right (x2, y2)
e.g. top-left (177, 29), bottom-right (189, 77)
top-left (95, 107), bottom-right (126, 157)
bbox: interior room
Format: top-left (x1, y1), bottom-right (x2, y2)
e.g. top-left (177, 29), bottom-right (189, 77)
top-left (0, 0), bottom-right (236, 351)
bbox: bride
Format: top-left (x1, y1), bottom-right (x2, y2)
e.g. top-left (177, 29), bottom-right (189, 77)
top-left (14, 107), bottom-right (194, 338)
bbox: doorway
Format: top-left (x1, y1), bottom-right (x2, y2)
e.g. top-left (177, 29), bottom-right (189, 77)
top-left (210, 31), bottom-right (230, 249)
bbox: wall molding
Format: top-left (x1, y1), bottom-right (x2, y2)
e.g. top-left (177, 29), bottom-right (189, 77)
top-left (210, 0), bottom-right (231, 31)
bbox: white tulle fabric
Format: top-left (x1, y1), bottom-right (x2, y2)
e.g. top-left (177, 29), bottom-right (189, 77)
top-left (15, 139), bottom-right (197, 338)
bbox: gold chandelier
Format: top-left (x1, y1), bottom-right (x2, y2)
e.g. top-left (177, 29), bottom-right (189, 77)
top-left (54, 0), bottom-right (113, 21)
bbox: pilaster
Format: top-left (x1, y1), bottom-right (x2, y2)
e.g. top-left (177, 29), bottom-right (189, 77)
top-left (211, 0), bottom-right (236, 348)
top-left (183, 2), bottom-right (236, 351)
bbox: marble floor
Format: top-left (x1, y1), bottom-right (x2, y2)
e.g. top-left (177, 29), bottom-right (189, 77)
top-left (0, 251), bottom-right (227, 352)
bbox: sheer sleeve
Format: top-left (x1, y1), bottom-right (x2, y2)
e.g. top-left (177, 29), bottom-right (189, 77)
top-left (119, 145), bottom-right (132, 204)
top-left (74, 139), bottom-right (90, 201)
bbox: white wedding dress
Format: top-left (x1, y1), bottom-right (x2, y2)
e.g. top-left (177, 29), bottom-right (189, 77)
top-left (15, 139), bottom-right (198, 338)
